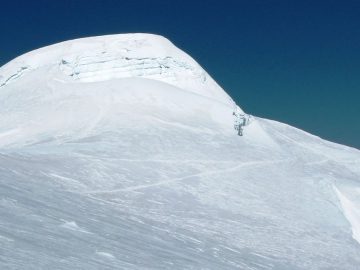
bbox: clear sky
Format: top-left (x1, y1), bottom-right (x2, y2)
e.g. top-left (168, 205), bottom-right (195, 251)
top-left (1, 0), bottom-right (359, 149)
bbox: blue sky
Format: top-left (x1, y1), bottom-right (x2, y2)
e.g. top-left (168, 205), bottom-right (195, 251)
top-left (1, 0), bottom-right (359, 148)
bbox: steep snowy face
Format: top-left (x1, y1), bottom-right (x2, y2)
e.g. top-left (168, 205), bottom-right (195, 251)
top-left (0, 33), bottom-right (233, 105)
top-left (1, 34), bottom-right (360, 270)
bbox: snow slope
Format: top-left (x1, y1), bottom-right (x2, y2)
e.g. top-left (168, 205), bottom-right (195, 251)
top-left (0, 34), bottom-right (360, 269)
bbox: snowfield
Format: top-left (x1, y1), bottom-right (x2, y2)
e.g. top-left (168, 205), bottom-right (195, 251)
top-left (0, 33), bottom-right (360, 269)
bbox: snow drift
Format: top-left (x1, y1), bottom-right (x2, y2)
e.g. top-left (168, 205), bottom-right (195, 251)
top-left (0, 33), bottom-right (360, 269)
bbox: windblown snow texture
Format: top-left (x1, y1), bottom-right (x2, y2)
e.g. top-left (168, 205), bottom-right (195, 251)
top-left (0, 34), bottom-right (360, 269)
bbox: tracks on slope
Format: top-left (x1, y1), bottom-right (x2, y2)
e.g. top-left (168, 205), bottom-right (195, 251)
top-left (84, 158), bottom-right (290, 195)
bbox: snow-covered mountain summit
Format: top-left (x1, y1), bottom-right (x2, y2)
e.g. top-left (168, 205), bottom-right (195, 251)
top-left (0, 33), bottom-right (258, 149)
top-left (0, 33), bottom-right (232, 105)
top-left (1, 34), bottom-right (360, 269)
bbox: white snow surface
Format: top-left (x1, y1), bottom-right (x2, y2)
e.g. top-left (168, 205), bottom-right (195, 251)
top-left (0, 33), bottom-right (360, 269)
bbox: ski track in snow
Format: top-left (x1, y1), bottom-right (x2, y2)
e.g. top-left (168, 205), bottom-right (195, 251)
top-left (84, 159), bottom-right (291, 194)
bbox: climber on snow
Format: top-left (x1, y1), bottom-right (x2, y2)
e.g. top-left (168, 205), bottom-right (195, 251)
top-left (233, 105), bottom-right (247, 136)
